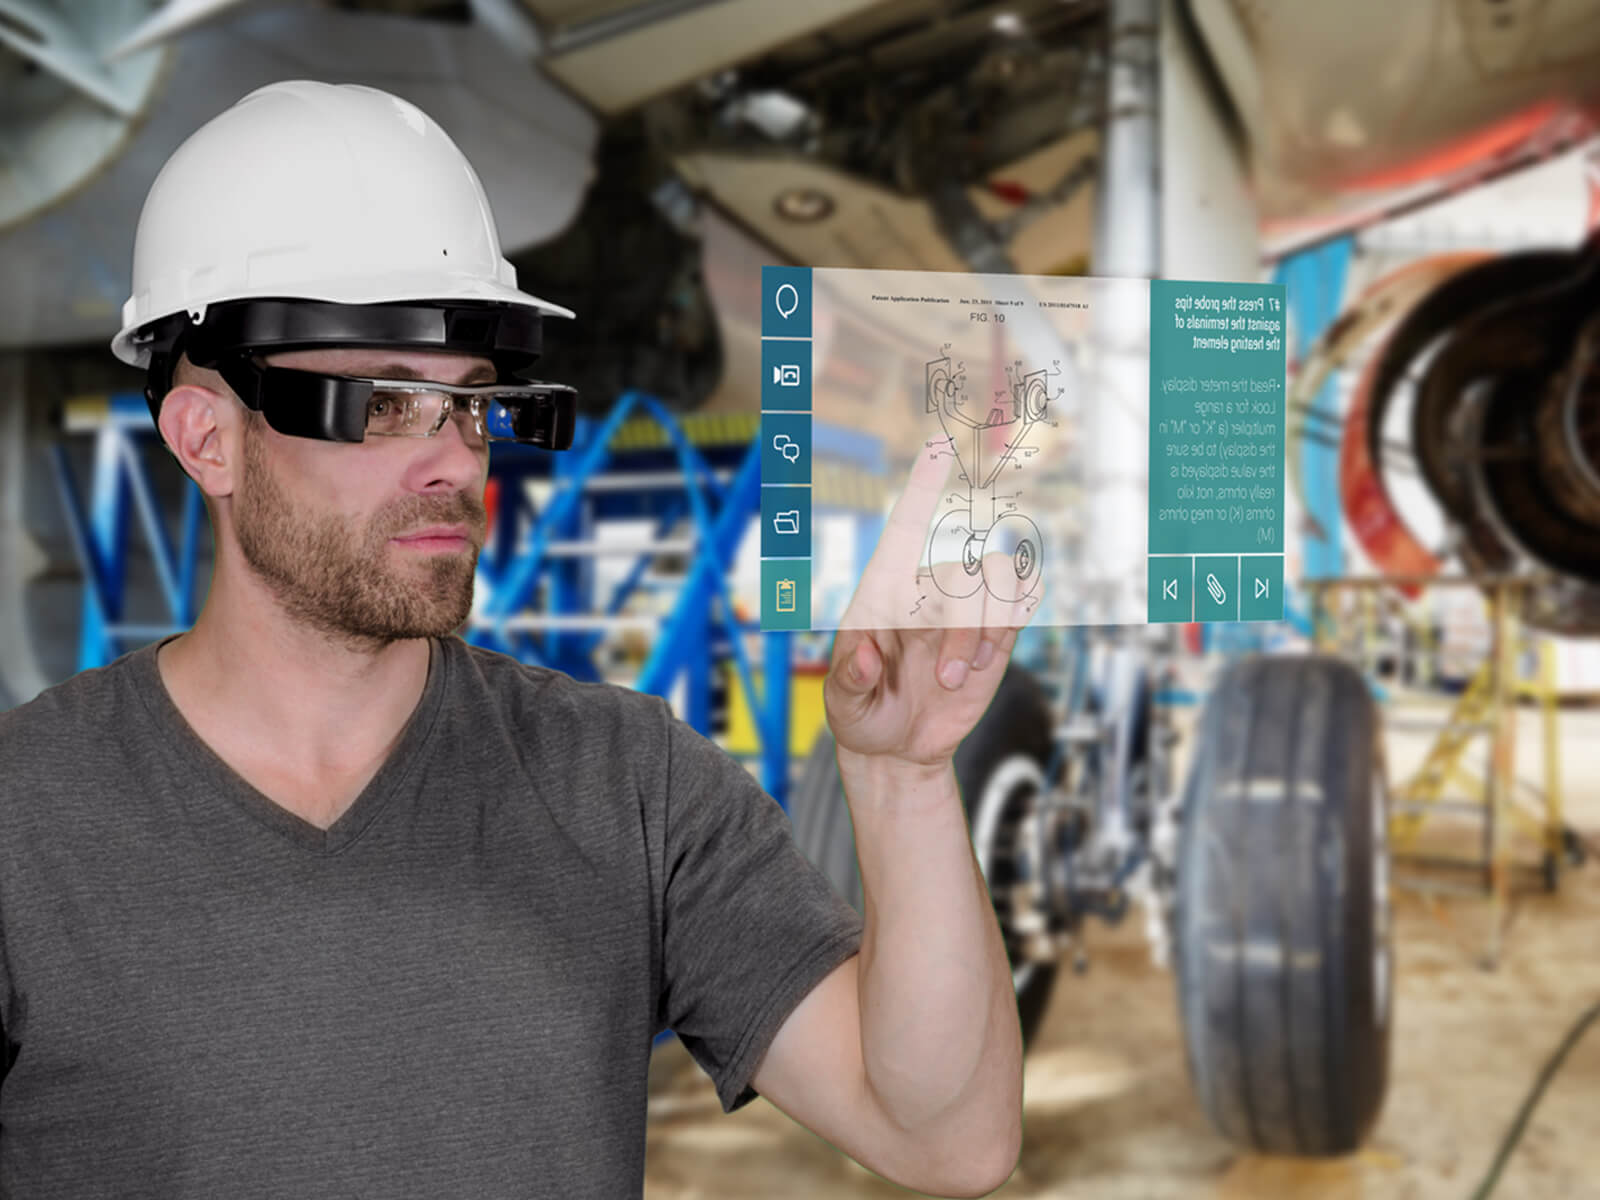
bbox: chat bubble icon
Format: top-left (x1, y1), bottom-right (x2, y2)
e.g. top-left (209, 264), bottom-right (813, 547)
top-left (773, 433), bottom-right (801, 463)
top-left (775, 283), bottom-right (799, 320)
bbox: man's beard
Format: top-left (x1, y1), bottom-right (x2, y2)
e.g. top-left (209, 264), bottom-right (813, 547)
top-left (233, 426), bottom-right (485, 651)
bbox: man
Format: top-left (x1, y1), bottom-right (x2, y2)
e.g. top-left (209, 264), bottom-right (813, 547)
top-left (0, 81), bottom-right (1029, 1197)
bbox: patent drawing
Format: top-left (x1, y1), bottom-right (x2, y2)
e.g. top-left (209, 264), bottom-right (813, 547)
top-left (922, 354), bottom-right (1053, 608)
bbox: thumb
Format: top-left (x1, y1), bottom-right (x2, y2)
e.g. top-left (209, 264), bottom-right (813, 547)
top-left (830, 631), bottom-right (882, 695)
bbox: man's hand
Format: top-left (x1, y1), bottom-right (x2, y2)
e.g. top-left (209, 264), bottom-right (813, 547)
top-left (823, 438), bottom-right (1044, 768)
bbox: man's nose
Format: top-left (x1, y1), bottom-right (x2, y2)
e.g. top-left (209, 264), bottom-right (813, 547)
top-left (412, 406), bottom-right (488, 490)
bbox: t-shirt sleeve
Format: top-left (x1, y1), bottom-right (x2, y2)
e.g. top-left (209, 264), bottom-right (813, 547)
top-left (654, 699), bottom-right (864, 1113)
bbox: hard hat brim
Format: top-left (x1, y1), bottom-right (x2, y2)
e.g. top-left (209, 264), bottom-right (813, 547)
top-left (129, 292), bottom-right (575, 433)
top-left (112, 274), bottom-right (573, 369)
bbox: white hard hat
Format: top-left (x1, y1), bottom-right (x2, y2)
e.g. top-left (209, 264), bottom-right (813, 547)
top-left (112, 79), bottom-right (572, 384)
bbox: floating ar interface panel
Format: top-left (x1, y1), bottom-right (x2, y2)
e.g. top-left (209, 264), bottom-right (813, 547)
top-left (757, 266), bottom-right (1286, 633)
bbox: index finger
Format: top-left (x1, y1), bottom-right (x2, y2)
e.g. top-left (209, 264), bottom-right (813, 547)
top-left (876, 436), bottom-right (961, 573)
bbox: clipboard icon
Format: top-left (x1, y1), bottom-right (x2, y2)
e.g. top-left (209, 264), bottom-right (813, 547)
top-left (775, 578), bottom-right (797, 613)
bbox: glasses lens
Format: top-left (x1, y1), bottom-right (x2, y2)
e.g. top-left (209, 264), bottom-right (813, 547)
top-left (366, 390), bottom-right (434, 436)
top-left (362, 384), bottom-right (536, 442)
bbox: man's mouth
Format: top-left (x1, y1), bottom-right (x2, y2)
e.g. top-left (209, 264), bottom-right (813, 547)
top-left (391, 524), bottom-right (474, 551)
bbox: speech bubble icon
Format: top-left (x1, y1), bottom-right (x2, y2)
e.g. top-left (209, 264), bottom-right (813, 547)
top-left (773, 433), bottom-right (801, 463)
top-left (775, 283), bottom-right (799, 320)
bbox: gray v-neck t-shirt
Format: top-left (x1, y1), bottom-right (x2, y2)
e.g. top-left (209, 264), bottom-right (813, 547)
top-left (0, 635), bottom-right (862, 1197)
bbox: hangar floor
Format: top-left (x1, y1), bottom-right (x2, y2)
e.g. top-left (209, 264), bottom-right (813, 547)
top-left (644, 696), bottom-right (1600, 1199)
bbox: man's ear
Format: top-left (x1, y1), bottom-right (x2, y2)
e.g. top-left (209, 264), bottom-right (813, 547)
top-left (157, 386), bottom-right (245, 501)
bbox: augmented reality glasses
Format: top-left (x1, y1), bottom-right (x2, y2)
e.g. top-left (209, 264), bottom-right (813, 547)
top-left (211, 355), bottom-right (578, 450)
top-left (139, 298), bottom-right (579, 450)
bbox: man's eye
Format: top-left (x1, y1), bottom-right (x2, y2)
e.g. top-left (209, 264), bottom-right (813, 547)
top-left (366, 393), bottom-right (412, 432)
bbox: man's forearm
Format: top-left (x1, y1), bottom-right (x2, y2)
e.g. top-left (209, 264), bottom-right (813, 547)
top-left (838, 745), bottom-right (1024, 1174)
